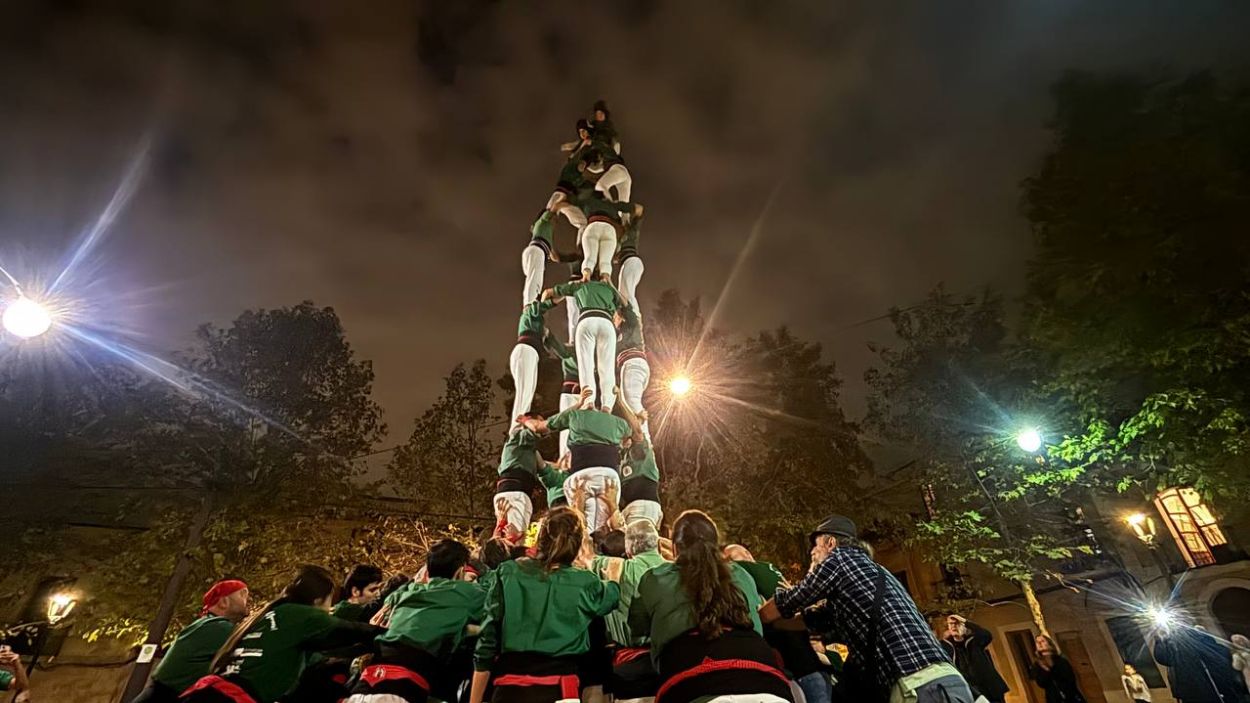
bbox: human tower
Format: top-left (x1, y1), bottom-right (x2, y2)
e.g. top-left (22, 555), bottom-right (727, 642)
top-left (494, 99), bottom-right (661, 542)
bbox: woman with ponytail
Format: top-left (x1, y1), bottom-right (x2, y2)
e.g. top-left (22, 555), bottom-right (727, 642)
top-left (470, 507), bottom-right (620, 703)
top-left (181, 565), bottom-right (383, 703)
top-left (628, 510), bottom-right (793, 703)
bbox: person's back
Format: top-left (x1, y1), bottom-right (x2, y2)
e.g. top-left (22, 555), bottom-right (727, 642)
top-left (149, 615), bottom-right (236, 696)
top-left (1154, 627), bottom-right (1244, 703)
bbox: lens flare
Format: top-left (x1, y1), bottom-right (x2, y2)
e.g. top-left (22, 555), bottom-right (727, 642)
top-left (669, 376), bottom-right (692, 396)
top-left (1016, 428), bottom-right (1042, 453)
top-left (3, 297), bottom-right (54, 338)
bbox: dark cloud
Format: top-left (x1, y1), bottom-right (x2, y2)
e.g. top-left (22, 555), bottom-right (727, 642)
top-left (1, 0), bottom-right (1248, 439)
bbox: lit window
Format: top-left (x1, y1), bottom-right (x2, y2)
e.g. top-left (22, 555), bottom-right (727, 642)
top-left (1154, 488), bottom-right (1228, 567)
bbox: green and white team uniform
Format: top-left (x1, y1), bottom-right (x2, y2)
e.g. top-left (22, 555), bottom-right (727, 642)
top-left (195, 603), bottom-right (380, 703)
top-left (494, 425), bottom-right (544, 543)
top-left (149, 615), bottom-right (236, 698)
top-left (620, 437), bottom-right (662, 527)
top-left (522, 211), bottom-right (554, 305)
top-left (547, 407), bottom-right (632, 532)
top-left (537, 460), bottom-right (569, 509)
top-left (543, 331), bottom-right (581, 458)
top-left (615, 215), bottom-right (645, 315)
top-left (552, 279), bottom-right (624, 412)
top-left (509, 299), bottom-right (556, 431)
top-left (616, 304), bottom-right (650, 441)
top-left (578, 194), bottom-right (636, 279)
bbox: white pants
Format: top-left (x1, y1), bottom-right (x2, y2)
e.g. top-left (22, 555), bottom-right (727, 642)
top-left (344, 695), bottom-right (408, 703)
top-left (563, 466), bottom-right (620, 533)
top-left (618, 256), bottom-right (644, 315)
top-left (580, 221), bottom-right (617, 278)
top-left (546, 192), bottom-right (588, 231)
top-left (509, 343), bottom-right (539, 428)
top-left (622, 499), bottom-right (662, 528)
top-left (559, 392), bottom-right (579, 458)
top-left (494, 490), bottom-right (533, 542)
top-left (576, 316), bottom-right (617, 411)
top-left (521, 244), bottom-right (546, 305)
top-left (619, 356), bottom-right (650, 418)
top-left (596, 163), bottom-right (632, 203)
top-left (566, 297), bottom-right (579, 345)
top-left (704, 696), bottom-right (791, 703)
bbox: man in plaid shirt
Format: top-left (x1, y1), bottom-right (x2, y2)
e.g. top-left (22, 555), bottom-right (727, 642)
top-left (760, 515), bottom-right (973, 703)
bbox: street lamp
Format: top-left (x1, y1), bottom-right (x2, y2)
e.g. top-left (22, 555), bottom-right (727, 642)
top-left (1015, 427), bottom-right (1043, 453)
top-left (1126, 511), bottom-right (1174, 590)
top-left (46, 592), bottom-right (77, 625)
top-left (2, 296), bottom-right (54, 338)
top-left (669, 375), bottom-right (692, 397)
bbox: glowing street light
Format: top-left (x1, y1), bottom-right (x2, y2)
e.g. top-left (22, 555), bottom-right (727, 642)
top-left (669, 375), bottom-right (692, 397)
top-left (1146, 604), bottom-right (1177, 631)
top-left (1015, 427), bottom-right (1042, 453)
top-left (47, 592), bottom-right (77, 624)
top-left (1126, 512), bottom-right (1157, 546)
top-left (3, 296), bottom-right (54, 338)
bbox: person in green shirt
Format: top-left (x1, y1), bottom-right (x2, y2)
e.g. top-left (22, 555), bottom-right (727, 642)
top-left (133, 580), bottom-right (251, 703)
top-left (615, 303), bottom-right (651, 442)
top-left (578, 196), bottom-right (641, 283)
top-left (508, 298), bottom-right (557, 431)
top-left (587, 101), bottom-right (630, 203)
top-left (183, 565), bottom-right (382, 703)
top-left (543, 279), bottom-right (627, 412)
top-left (620, 434), bottom-right (662, 528)
top-left (542, 328), bottom-right (581, 459)
top-left (332, 564), bottom-right (385, 623)
top-left (538, 457), bottom-right (570, 510)
top-left (348, 540), bottom-right (485, 703)
top-left (628, 511), bottom-right (793, 703)
top-left (469, 508), bottom-right (620, 703)
top-left (493, 423), bottom-right (545, 544)
top-left (615, 211), bottom-right (645, 315)
top-left (0, 648), bottom-right (29, 701)
top-left (521, 211), bottom-right (553, 306)
top-left (589, 100), bottom-right (621, 156)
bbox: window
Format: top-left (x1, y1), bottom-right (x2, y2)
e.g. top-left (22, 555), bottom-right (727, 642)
top-left (1155, 487), bottom-right (1227, 567)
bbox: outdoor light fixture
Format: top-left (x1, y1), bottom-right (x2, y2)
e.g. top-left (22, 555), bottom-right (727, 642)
top-left (2, 296), bottom-right (54, 338)
top-left (1146, 604), bottom-right (1177, 631)
top-left (669, 375), bottom-right (692, 397)
top-left (1126, 512), bottom-right (1158, 546)
top-left (46, 592), bottom-right (77, 625)
top-left (1015, 427), bottom-right (1043, 453)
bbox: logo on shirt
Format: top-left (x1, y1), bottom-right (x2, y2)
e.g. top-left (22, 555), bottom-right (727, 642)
top-left (622, 464), bottom-right (633, 478)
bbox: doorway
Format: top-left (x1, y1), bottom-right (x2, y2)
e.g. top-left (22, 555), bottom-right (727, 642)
top-left (1005, 629), bottom-right (1044, 703)
top-left (1056, 632), bottom-right (1108, 703)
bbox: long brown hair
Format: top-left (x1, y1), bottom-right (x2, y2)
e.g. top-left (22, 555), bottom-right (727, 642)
top-left (536, 507), bottom-right (585, 571)
top-left (209, 565), bottom-right (338, 673)
top-left (673, 510), bottom-right (751, 639)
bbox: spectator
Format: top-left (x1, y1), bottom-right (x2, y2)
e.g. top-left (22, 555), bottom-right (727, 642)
top-left (1120, 664), bottom-right (1151, 703)
top-left (1153, 626), bottom-right (1247, 703)
top-left (1029, 635), bottom-right (1087, 703)
top-left (333, 564), bottom-right (385, 622)
top-left (131, 579), bottom-right (250, 703)
top-left (0, 646), bottom-right (30, 702)
top-left (1233, 635), bottom-right (1250, 696)
top-left (941, 614), bottom-right (1009, 703)
top-left (760, 515), bottom-right (972, 703)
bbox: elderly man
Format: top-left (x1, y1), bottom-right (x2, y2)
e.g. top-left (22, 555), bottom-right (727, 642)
top-left (760, 515), bottom-right (973, 703)
top-left (590, 520), bottom-right (669, 700)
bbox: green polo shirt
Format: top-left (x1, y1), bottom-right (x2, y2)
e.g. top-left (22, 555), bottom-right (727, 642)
top-left (517, 300), bottom-right (556, 339)
top-left (498, 427), bottom-right (542, 477)
top-left (530, 211), bottom-right (554, 250)
top-left (378, 577), bottom-right (486, 658)
top-left (628, 561), bottom-right (763, 664)
top-left (581, 194), bottom-right (634, 225)
top-left (219, 603), bottom-right (338, 703)
top-left (620, 439), bottom-right (659, 484)
top-left (618, 218), bottom-right (642, 256)
top-left (544, 333), bottom-right (579, 383)
top-left (552, 280), bottom-right (621, 316)
top-left (557, 160), bottom-right (589, 192)
top-left (735, 560), bottom-right (785, 598)
top-left (617, 305), bottom-right (644, 353)
top-left (474, 559), bottom-right (620, 671)
top-left (0, 669), bottom-right (13, 691)
top-left (152, 615), bottom-right (236, 693)
top-left (538, 462), bottom-right (567, 505)
top-left (591, 549), bottom-right (668, 647)
top-left (547, 408), bottom-right (631, 447)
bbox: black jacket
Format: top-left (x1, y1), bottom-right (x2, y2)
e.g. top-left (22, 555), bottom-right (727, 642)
top-left (1154, 629), bottom-right (1249, 703)
top-left (942, 621), bottom-right (1009, 700)
top-left (1030, 654), bottom-right (1087, 703)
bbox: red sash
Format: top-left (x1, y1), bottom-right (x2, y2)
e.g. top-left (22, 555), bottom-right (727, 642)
top-left (360, 663), bottom-right (430, 691)
top-left (655, 657), bottom-right (790, 703)
top-left (180, 675), bottom-right (257, 703)
top-left (495, 673), bottom-right (580, 700)
top-left (613, 647), bottom-right (651, 667)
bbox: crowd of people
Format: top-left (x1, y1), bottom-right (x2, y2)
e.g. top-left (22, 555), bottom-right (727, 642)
top-left (108, 100), bottom-right (1250, 703)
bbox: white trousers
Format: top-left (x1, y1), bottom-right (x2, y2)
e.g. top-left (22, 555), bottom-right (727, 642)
top-left (509, 343), bottom-right (539, 428)
top-left (563, 466), bottom-right (620, 533)
top-left (576, 316), bottom-right (617, 411)
top-left (704, 696), bottom-right (791, 703)
top-left (622, 499), bottom-right (662, 528)
top-left (545, 192), bottom-right (588, 231)
top-left (619, 356), bottom-right (650, 417)
top-left (559, 392), bottom-right (580, 458)
top-left (596, 163), bottom-right (632, 203)
top-left (580, 221), bottom-right (617, 278)
top-left (494, 490), bottom-right (533, 542)
top-left (521, 244), bottom-right (546, 305)
top-left (566, 297), bottom-right (579, 345)
top-left (618, 256), bottom-right (645, 315)
top-left (344, 695), bottom-right (408, 703)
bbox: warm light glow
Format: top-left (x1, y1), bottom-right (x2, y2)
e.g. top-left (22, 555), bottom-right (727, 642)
top-left (3, 296), bottom-right (54, 338)
top-left (1015, 428), bottom-right (1042, 453)
top-left (1126, 513), bottom-right (1148, 527)
top-left (47, 592), bottom-right (77, 624)
top-left (669, 376), bottom-right (692, 396)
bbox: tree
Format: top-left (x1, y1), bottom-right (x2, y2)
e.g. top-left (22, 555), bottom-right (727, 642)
top-left (388, 360), bottom-right (501, 517)
top-left (1016, 72), bottom-right (1250, 507)
top-left (864, 286), bottom-right (1092, 632)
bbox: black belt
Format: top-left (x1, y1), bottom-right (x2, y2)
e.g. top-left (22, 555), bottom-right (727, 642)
top-left (578, 309), bottom-right (613, 323)
top-left (497, 468), bottom-right (538, 495)
top-left (570, 444), bottom-right (621, 472)
top-left (517, 334), bottom-right (542, 353)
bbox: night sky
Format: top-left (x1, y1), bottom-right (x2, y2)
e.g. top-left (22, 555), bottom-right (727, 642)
top-left (2, 1), bottom-right (1248, 439)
